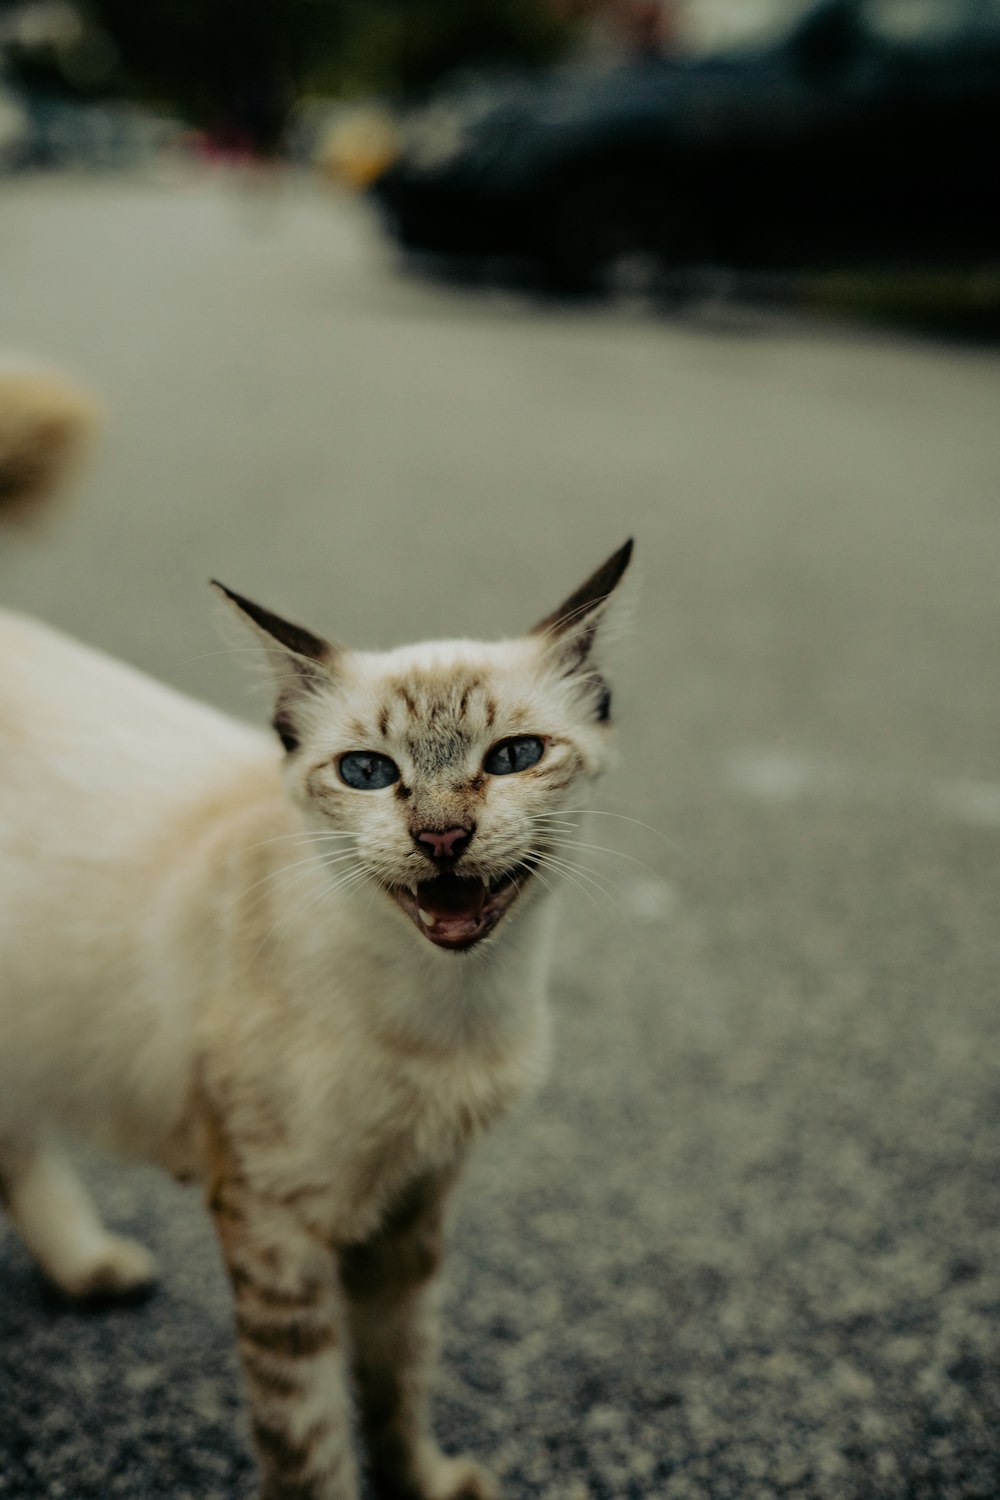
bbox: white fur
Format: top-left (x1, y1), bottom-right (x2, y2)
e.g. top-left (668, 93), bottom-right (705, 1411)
top-left (0, 610), bottom-right (265, 1160)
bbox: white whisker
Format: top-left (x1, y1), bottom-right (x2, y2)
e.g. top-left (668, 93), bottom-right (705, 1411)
top-left (513, 856), bottom-right (556, 901)
top-left (231, 850), bottom-right (357, 912)
top-left (522, 846), bottom-right (606, 917)
top-left (541, 836), bottom-right (664, 882)
top-left (239, 830), bottom-right (357, 855)
top-left (535, 807), bottom-right (681, 851)
top-left (530, 848), bottom-right (635, 928)
top-left (255, 865), bottom-right (371, 979)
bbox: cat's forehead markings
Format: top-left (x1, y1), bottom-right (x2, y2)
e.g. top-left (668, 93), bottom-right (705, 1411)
top-left (458, 679), bottom-right (484, 715)
top-left (386, 668), bottom-right (491, 723)
top-left (405, 724), bottom-right (475, 776)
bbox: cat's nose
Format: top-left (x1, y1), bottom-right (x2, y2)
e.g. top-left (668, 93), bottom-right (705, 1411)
top-left (413, 825), bottom-right (475, 864)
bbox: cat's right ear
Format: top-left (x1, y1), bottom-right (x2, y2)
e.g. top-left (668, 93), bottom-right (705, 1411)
top-left (211, 582), bottom-right (339, 752)
top-left (531, 538), bottom-right (634, 671)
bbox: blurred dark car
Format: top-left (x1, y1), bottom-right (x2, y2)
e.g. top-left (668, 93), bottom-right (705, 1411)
top-left (372, 0), bottom-right (1000, 288)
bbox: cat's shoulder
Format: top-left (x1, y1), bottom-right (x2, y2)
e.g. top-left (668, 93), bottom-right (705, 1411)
top-left (0, 607), bottom-right (267, 761)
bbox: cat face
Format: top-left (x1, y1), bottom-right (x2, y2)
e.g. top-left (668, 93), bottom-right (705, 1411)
top-left (216, 541), bottom-right (632, 953)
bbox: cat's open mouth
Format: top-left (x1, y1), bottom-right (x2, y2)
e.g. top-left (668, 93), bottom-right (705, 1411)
top-left (388, 864), bottom-right (533, 951)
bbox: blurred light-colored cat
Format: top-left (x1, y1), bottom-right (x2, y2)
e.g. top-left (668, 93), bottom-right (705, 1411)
top-left (0, 359), bottom-right (98, 517)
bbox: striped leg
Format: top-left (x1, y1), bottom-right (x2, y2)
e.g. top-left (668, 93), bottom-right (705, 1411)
top-left (209, 1173), bottom-right (359, 1500)
top-left (340, 1175), bottom-right (498, 1500)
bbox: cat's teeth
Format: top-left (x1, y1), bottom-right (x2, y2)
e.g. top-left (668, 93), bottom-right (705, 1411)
top-left (408, 882), bottom-right (419, 898)
top-left (418, 909), bottom-right (436, 927)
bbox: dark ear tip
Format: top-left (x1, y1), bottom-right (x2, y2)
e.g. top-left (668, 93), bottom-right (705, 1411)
top-left (211, 582), bottom-right (333, 665)
top-left (595, 536), bottom-right (635, 593)
top-left (211, 576), bottom-right (245, 606)
top-left (531, 537), bottom-right (635, 642)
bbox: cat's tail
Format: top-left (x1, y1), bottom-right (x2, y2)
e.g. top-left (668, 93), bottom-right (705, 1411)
top-left (0, 360), bottom-right (99, 520)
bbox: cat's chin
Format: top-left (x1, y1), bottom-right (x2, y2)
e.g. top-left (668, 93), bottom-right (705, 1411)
top-left (386, 865), bottom-right (533, 952)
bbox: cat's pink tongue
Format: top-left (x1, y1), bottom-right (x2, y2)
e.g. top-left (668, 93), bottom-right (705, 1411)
top-left (415, 874), bottom-right (486, 942)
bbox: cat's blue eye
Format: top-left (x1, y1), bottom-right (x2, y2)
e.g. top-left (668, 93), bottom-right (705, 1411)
top-left (338, 751), bottom-right (400, 790)
top-left (484, 736), bottom-right (545, 776)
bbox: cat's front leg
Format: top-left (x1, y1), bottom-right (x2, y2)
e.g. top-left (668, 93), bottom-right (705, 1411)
top-left (208, 1165), bottom-right (359, 1500)
top-left (340, 1173), bottom-right (497, 1500)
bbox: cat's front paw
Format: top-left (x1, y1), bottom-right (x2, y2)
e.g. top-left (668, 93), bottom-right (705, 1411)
top-left (416, 1452), bottom-right (500, 1500)
top-left (58, 1234), bottom-right (158, 1303)
top-left (373, 1448), bottom-right (500, 1500)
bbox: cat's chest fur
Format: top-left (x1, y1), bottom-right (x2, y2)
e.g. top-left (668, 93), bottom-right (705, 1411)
top-left (197, 966), bottom-right (550, 1244)
top-left (193, 912), bottom-right (554, 1242)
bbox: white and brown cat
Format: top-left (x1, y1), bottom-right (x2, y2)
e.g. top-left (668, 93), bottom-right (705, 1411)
top-left (0, 535), bottom-right (633, 1500)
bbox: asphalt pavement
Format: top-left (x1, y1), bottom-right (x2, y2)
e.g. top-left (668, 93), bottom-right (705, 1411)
top-left (1, 172), bottom-right (999, 1500)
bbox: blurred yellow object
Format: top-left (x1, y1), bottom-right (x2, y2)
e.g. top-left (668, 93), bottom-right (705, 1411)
top-left (317, 108), bottom-right (402, 191)
top-left (0, 362), bottom-right (100, 520)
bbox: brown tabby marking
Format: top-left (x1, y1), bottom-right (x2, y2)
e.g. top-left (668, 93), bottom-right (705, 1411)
top-left (229, 1262), bottom-right (327, 1309)
top-left (236, 1308), bottom-right (340, 1360)
top-left (252, 1413), bottom-right (341, 1500)
top-left (241, 1345), bottom-right (306, 1400)
top-left (457, 679), bottom-right (482, 716)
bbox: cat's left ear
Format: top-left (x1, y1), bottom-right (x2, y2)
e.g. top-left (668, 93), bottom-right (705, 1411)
top-left (532, 538), bottom-right (634, 674)
top-left (211, 581), bottom-right (339, 752)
